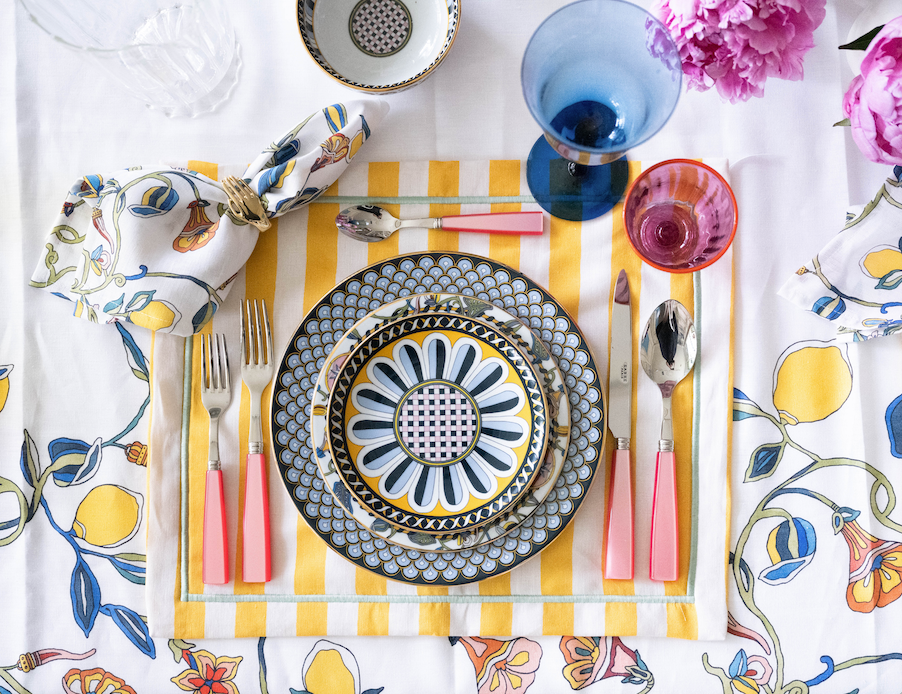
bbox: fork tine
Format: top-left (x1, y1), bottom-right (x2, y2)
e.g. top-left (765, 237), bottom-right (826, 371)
top-left (200, 334), bottom-right (208, 389)
top-left (254, 300), bottom-right (264, 366)
top-left (240, 301), bottom-right (248, 365)
top-left (221, 334), bottom-right (231, 392)
top-left (262, 299), bottom-right (273, 365)
top-left (247, 300), bottom-right (256, 365)
top-left (213, 334), bottom-right (223, 390)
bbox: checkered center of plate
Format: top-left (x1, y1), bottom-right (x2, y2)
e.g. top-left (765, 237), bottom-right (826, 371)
top-left (349, 0), bottom-right (412, 57)
top-left (397, 382), bottom-right (479, 464)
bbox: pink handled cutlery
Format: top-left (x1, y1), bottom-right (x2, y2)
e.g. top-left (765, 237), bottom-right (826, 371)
top-left (240, 300), bottom-right (274, 583)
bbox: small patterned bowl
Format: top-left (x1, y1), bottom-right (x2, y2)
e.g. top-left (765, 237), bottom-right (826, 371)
top-left (297, 0), bottom-right (460, 93)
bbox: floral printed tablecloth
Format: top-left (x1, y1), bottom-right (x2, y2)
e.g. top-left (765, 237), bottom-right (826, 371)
top-left (3, 0), bottom-right (902, 692)
top-left (5, 167), bottom-right (902, 691)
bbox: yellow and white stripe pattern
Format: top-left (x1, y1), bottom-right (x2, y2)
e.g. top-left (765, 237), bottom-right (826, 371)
top-left (146, 159), bottom-right (732, 640)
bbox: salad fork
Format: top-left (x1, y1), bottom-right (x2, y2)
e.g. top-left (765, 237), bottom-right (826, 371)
top-left (240, 299), bottom-right (274, 582)
top-left (200, 333), bottom-right (231, 585)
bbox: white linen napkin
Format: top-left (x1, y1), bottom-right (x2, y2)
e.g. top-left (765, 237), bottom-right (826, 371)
top-left (28, 100), bottom-right (388, 337)
top-left (779, 167), bottom-right (902, 341)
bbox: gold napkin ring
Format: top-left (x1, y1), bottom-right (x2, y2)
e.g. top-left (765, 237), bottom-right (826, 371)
top-left (223, 175), bottom-right (272, 232)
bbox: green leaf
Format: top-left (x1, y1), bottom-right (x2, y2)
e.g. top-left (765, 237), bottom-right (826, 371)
top-left (876, 268), bottom-right (902, 290)
top-left (51, 224), bottom-right (86, 243)
top-left (169, 638), bottom-right (196, 662)
top-left (19, 429), bottom-right (40, 488)
top-left (839, 25), bottom-right (884, 51)
top-left (112, 562), bottom-right (146, 584)
top-left (125, 290), bottom-right (156, 312)
top-left (833, 118), bottom-right (851, 127)
top-left (0, 667), bottom-right (31, 694)
top-left (0, 475), bottom-right (29, 546)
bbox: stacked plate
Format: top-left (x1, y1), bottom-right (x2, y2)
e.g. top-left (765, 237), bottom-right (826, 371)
top-left (272, 253), bottom-right (606, 586)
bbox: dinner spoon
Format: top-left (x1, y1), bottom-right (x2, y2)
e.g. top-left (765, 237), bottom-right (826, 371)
top-left (335, 204), bottom-right (544, 242)
top-left (639, 299), bottom-right (697, 582)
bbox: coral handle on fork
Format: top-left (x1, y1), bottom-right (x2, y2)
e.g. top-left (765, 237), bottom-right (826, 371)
top-left (200, 333), bottom-right (232, 585)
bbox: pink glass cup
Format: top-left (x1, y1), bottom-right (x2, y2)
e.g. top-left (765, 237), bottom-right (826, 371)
top-left (622, 159), bottom-right (738, 273)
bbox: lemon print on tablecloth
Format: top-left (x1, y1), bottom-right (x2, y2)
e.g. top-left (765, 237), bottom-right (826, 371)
top-left (298, 640), bottom-right (380, 694)
top-left (129, 299), bottom-right (180, 332)
top-left (861, 245), bottom-right (902, 288)
top-left (0, 365), bottom-right (12, 413)
top-left (772, 341), bottom-right (852, 425)
top-left (71, 484), bottom-right (143, 547)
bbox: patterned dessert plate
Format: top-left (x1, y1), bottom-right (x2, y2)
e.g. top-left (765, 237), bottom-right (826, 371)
top-left (325, 306), bottom-right (549, 535)
top-left (310, 293), bottom-right (570, 552)
top-left (271, 253), bottom-right (606, 586)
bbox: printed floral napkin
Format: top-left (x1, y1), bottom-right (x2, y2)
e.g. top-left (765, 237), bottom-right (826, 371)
top-left (28, 100), bottom-right (388, 337)
top-left (779, 167), bottom-right (902, 341)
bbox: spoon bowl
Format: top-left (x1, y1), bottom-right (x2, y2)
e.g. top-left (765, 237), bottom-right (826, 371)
top-left (639, 299), bottom-right (696, 582)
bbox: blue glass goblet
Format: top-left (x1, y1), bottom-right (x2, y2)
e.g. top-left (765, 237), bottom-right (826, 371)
top-left (521, 0), bottom-right (682, 221)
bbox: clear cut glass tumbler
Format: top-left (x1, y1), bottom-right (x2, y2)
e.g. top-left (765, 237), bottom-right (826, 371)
top-left (521, 0), bottom-right (682, 221)
top-left (20, 0), bottom-right (240, 118)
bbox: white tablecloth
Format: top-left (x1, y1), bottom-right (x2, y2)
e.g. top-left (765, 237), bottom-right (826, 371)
top-left (3, 0), bottom-right (901, 692)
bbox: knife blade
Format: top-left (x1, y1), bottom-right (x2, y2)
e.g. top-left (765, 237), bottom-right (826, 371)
top-left (604, 269), bottom-right (634, 580)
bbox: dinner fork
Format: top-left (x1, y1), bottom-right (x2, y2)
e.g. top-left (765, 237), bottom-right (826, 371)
top-left (200, 333), bottom-right (231, 585)
top-left (240, 299), bottom-right (274, 582)
top-left (223, 175), bottom-right (271, 232)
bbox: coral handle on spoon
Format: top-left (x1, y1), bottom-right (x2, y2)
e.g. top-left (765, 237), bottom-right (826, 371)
top-left (649, 449), bottom-right (678, 581)
top-left (439, 211), bottom-right (544, 234)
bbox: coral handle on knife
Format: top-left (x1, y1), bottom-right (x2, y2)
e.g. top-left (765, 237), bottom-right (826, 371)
top-left (604, 448), bottom-right (634, 579)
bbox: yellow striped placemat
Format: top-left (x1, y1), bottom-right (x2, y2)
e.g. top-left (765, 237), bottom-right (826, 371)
top-left (146, 159), bottom-right (732, 640)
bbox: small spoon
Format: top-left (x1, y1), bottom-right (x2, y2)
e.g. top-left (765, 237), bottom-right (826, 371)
top-left (336, 204), bottom-right (544, 242)
top-left (639, 299), bottom-right (697, 582)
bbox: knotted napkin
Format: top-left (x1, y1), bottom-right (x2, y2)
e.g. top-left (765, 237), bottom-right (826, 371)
top-left (29, 100), bottom-right (388, 337)
top-left (779, 168), bottom-right (902, 341)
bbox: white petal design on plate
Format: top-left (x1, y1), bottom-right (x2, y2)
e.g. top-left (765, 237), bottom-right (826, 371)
top-left (395, 341), bottom-right (425, 383)
top-left (447, 339), bottom-right (481, 384)
top-left (457, 454), bottom-right (496, 499)
top-left (350, 387), bottom-right (397, 417)
top-left (462, 357), bottom-right (509, 399)
top-left (378, 455), bottom-right (419, 496)
top-left (422, 332), bottom-right (452, 379)
top-left (475, 384), bottom-right (524, 417)
top-left (348, 414), bottom-right (395, 441)
top-left (439, 463), bottom-right (467, 512)
top-left (365, 357), bottom-right (409, 397)
top-left (357, 440), bottom-right (406, 471)
top-left (479, 418), bottom-right (529, 449)
top-left (469, 438), bottom-right (517, 474)
top-left (411, 465), bottom-right (438, 508)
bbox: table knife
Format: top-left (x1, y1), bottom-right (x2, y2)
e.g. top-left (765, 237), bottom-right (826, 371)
top-left (604, 269), bottom-right (634, 579)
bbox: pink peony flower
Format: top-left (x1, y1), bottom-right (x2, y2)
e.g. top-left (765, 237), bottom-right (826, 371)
top-left (654, 0), bottom-right (827, 103)
top-left (843, 16), bottom-right (902, 165)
